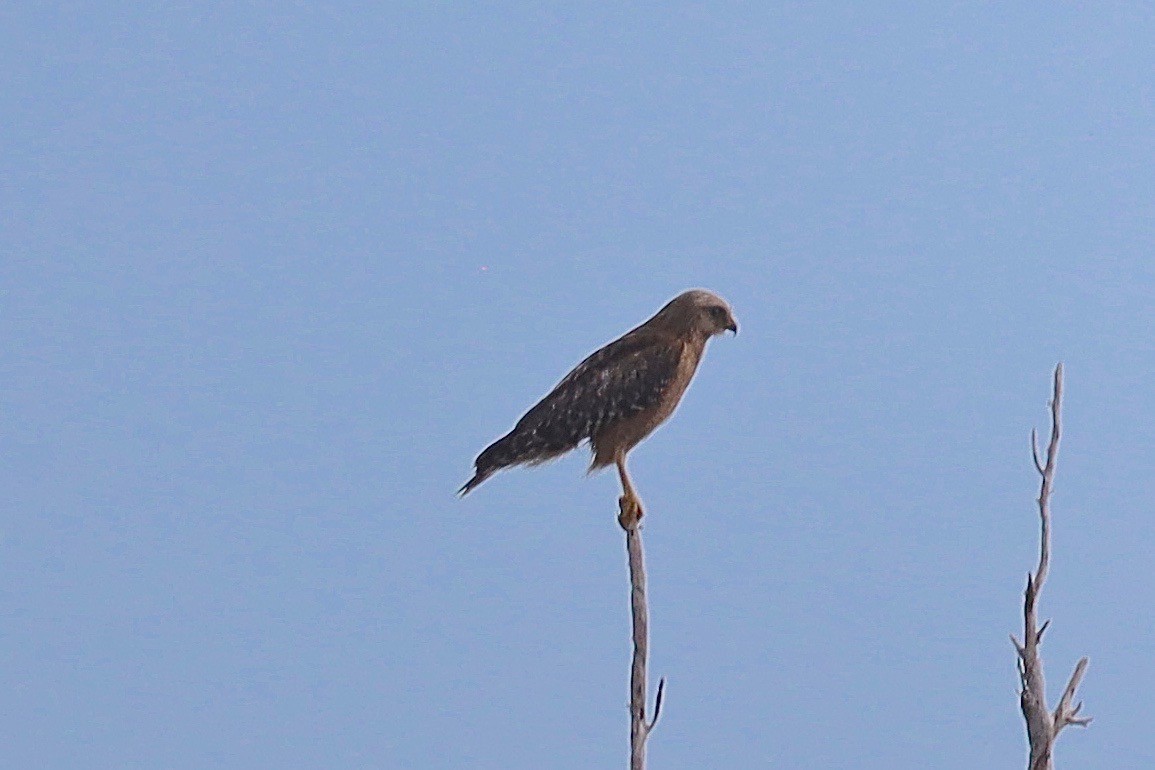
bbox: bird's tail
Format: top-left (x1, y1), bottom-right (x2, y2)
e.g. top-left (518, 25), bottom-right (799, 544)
top-left (457, 467), bottom-right (495, 497)
top-left (457, 434), bottom-right (514, 496)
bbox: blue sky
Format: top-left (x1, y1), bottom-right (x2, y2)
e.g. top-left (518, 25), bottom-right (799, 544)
top-left (3, 3), bottom-right (1154, 768)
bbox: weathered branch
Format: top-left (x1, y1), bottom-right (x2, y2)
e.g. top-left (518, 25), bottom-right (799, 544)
top-left (619, 501), bottom-right (663, 769)
top-left (1011, 364), bottom-right (1091, 770)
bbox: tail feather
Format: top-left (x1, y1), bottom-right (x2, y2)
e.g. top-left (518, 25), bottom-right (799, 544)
top-left (459, 423), bottom-right (579, 497)
top-left (458, 433), bottom-right (513, 496)
top-left (457, 467), bottom-right (495, 496)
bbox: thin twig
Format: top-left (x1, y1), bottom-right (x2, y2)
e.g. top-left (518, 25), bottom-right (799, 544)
top-left (1012, 364), bottom-right (1091, 770)
top-left (620, 501), bottom-right (662, 769)
top-left (649, 677), bottom-right (665, 730)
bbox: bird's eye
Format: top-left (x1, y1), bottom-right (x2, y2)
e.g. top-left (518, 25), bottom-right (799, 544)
top-left (709, 306), bottom-right (726, 319)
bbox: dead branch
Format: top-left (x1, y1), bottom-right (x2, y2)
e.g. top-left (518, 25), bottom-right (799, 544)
top-left (1011, 363), bottom-right (1091, 770)
top-left (619, 501), bottom-right (664, 770)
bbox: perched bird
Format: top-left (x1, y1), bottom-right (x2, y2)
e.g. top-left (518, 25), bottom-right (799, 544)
top-left (459, 289), bottom-right (737, 522)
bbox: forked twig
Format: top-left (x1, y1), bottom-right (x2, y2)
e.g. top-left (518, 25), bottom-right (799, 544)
top-left (620, 501), bottom-right (664, 769)
top-left (1010, 364), bottom-right (1091, 770)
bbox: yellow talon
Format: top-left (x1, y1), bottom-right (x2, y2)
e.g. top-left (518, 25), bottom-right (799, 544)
top-left (617, 493), bottom-right (644, 530)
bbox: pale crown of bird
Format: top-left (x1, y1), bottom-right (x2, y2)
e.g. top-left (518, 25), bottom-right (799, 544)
top-left (644, 289), bottom-right (738, 338)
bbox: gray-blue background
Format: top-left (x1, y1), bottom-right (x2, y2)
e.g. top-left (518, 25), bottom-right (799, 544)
top-left (4, 4), bottom-right (1150, 767)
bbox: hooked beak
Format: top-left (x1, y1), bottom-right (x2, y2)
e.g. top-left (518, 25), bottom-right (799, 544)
top-left (726, 317), bottom-right (738, 335)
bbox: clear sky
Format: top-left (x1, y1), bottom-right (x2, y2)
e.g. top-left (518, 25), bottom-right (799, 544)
top-left (3, 3), bottom-right (1153, 768)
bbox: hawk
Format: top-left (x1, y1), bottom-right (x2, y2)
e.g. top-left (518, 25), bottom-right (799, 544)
top-left (459, 289), bottom-right (737, 521)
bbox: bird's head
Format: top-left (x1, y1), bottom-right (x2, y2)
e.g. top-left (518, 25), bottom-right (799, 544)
top-left (654, 289), bottom-right (738, 339)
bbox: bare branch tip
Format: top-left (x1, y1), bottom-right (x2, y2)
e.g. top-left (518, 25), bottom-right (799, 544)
top-left (1031, 429), bottom-right (1045, 474)
top-left (1059, 658), bottom-right (1089, 704)
top-left (648, 677), bottom-right (666, 730)
top-left (1016, 362), bottom-right (1089, 763)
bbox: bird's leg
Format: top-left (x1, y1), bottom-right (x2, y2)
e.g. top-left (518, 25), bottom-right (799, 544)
top-left (615, 453), bottom-right (644, 529)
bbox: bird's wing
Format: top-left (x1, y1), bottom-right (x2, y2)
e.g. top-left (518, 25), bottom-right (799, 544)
top-left (460, 332), bottom-right (682, 494)
top-left (523, 331), bottom-right (683, 444)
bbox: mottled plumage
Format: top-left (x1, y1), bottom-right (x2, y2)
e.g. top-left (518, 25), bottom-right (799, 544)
top-left (459, 290), bottom-right (737, 512)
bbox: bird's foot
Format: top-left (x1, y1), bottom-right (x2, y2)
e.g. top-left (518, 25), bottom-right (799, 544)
top-left (617, 493), bottom-right (645, 530)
